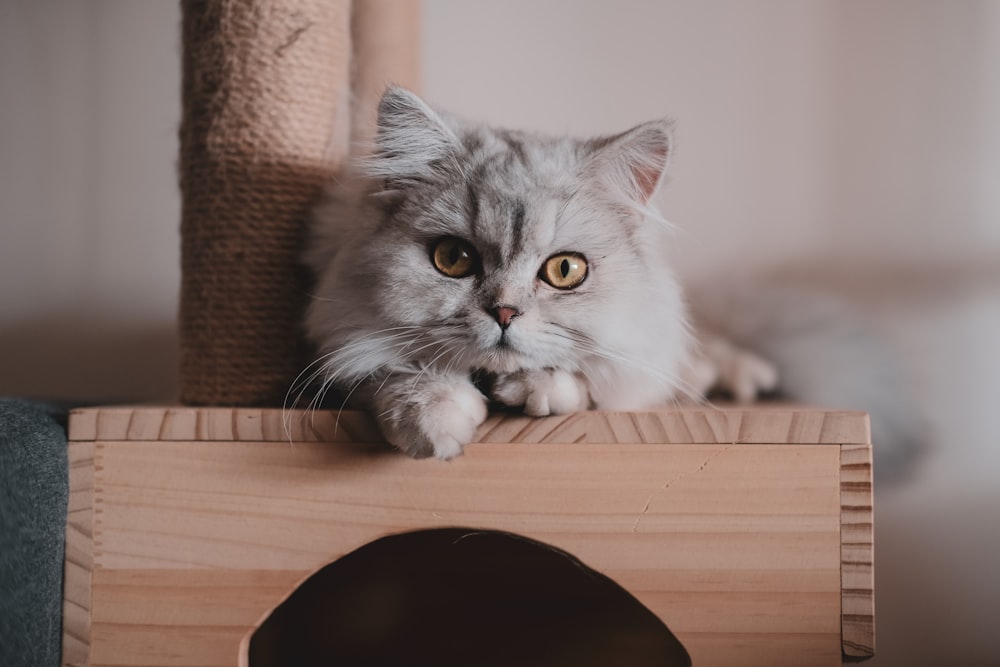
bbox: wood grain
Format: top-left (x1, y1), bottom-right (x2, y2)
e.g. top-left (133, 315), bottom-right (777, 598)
top-left (68, 404), bottom-right (870, 445)
top-left (840, 443), bottom-right (875, 658)
top-left (63, 405), bottom-right (873, 667)
top-left (62, 442), bottom-right (94, 667)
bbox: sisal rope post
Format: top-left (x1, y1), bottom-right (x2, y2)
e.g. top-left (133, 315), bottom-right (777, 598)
top-left (179, 0), bottom-right (423, 406)
top-left (178, 0), bottom-right (352, 405)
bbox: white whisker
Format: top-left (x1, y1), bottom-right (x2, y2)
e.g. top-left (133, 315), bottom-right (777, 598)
top-left (283, 326), bottom-right (430, 441)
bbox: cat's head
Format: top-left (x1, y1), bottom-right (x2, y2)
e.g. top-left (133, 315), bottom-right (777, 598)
top-left (307, 87), bottom-right (684, 388)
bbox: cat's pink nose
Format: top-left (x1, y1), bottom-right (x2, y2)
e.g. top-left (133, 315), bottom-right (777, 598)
top-left (492, 305), bottom-right (520, 330)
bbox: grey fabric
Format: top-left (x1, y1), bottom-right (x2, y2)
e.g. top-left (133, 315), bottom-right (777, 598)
top-left (0, 399), bottom-right (68, 667)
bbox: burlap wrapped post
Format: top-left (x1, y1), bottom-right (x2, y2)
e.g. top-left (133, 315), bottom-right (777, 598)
top-left (179, 0), bottom-right (352, 406)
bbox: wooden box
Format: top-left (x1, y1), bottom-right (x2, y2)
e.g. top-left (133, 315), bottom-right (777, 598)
top-left (61, 405), bottom-right (874, 666)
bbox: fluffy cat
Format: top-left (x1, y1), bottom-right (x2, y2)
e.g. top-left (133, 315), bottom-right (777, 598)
top-left (301, 86), bottom-right (774, 459)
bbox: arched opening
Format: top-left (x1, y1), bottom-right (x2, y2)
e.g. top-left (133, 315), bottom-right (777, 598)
top-left (245, 527), bottom-right (691, 666)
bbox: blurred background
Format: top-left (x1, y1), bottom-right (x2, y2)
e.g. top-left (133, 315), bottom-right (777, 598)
top-left (1, 1), bottom-right (998, 664)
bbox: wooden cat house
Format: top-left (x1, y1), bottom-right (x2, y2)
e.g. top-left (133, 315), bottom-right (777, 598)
top-left (61, 1), bottom-right (873, 665)
top-left (62, 405), bottom-right (873, 667)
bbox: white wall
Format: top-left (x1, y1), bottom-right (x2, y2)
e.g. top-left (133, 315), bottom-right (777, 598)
top-left (425, 0), bottom-right (841, 279)
top-left (424, 0), bottom-right (1000, 277)
top-left (0, 0), bottom-right (181, 400)
top-left (1, 1), bottom-right (181, 321)
top-left (827, 1), bottom-right (1000, 265)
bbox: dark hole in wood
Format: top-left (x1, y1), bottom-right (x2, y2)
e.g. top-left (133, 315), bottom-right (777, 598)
top-left (248, 527), bottom-right (691, 666)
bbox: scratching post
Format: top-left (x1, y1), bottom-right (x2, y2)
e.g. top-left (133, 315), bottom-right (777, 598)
top-left (178, 0), bottom-right (352, 406)
top-left (179, 0), bottom-right (420, 406)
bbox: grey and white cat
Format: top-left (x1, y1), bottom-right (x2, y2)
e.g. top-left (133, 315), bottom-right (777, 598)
top-left (301, 86), bottom-right (776, 459)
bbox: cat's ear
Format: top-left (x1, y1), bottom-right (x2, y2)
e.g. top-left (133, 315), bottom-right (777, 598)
top-left (585, 120), bottom-right (673, 205)
top-left (368, 86), bottom-right (460, 182)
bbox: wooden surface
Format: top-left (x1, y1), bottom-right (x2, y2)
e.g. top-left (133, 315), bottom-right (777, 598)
top-left (63, 406), bottom-right (874, 667)
top-left (62, 442), bottom-right (94, 667)
top-left (68, 404), bottom-right (870, 445)
top-left (840, 444), bottom-right (876, 657)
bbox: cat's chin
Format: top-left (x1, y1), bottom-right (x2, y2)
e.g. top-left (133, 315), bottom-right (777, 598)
top-left (473, 347), bottom-right (538, 374)
top-left (475, 357), bottom-right (525, 374)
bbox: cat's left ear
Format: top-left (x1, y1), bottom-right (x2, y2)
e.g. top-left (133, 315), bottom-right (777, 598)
top-left (585, 120), bottom-right (673, 205)
top-left (368, 86), bottom-right (460, 183)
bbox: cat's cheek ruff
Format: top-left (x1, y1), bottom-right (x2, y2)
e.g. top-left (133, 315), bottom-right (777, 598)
top-left (375, 266), bottom-right (474, 329)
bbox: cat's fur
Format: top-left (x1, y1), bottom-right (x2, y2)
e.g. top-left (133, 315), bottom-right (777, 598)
top-left (301, 87), bottom-right (775, 459)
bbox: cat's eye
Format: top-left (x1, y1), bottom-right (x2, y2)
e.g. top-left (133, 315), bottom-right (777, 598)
top-left (431, 237), bottom-right (479, 278)
top-left (540, 252), bottom-right (588, 289)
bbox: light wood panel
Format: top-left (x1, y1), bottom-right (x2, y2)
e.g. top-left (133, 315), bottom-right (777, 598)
top-left (63, 406), bottom-right (874, 666)
top-left (841, 443), bottom-right (876, 657)
top-left (68, 405), bottom-right (870, 445)
top-left (62, 441), bottom-right (94, 667)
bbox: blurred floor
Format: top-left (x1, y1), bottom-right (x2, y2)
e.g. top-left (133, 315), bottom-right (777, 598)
top-left (870, 480), bottom-right (1000, 666)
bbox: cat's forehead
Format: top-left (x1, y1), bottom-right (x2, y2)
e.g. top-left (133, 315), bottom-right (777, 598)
top-left (400, 124), bottom-right (610, 259)
top-left (464, 128), bottom-right (580, 209)
top-left (460, 126), bottom-right (581, 191)
top-left (455, 140), bottom-right (578, 253)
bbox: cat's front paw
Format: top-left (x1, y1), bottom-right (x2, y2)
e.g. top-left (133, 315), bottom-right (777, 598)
top-left (374, 378), bottom-right (488, 460)
top-left (491, 368), bottom-right (590, 416)
top-left (696, 336), bottom-right (779, 402)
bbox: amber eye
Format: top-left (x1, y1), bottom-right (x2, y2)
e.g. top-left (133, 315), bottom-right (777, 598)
top-left (540, 252), bottom-right (588, 289)
top-left (431, 237), bottom-right (479, 278)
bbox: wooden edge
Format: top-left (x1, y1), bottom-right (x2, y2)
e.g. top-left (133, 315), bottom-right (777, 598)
top-left (61, 441), bottom-right (95, 667)
top-left (234, 530), bottom-right (399, 667)
top-left (840, 443), bottom-right (875, 659)
top-left (236, 566), bottom-right (316, 667)
top-left (68, 405), bottom-right (871, 446)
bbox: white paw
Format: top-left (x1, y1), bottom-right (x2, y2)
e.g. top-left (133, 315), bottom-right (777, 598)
top-left (492, 369), bottom-right (590, 416)
top-left (699, 336), bottom-right (778, 403)
top-left (418, 381), bottom-right (489, 459)
top-left (373, 377), bottom-right (488, 459)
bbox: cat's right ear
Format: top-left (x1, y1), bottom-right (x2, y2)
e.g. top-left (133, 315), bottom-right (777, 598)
top-left (584, 119), bottom-right (673, 206)
top-left (366, 86), bottom-right (460, 184)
